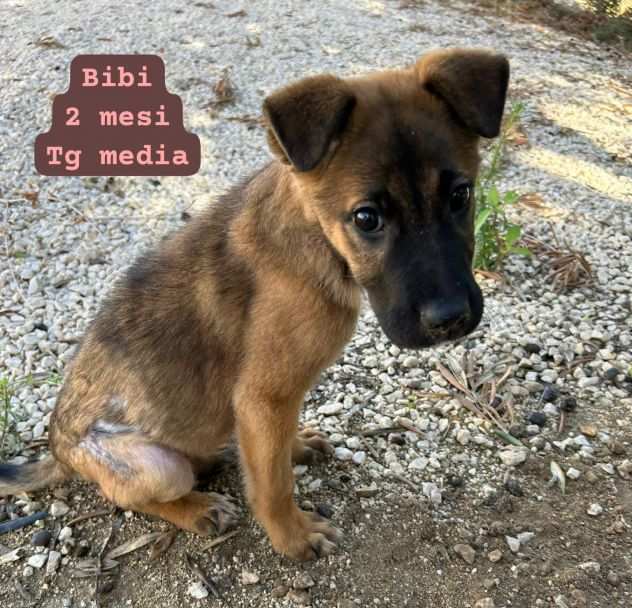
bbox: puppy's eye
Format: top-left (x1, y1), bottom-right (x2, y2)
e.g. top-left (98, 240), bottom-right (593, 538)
top-left (353, 207), bottom-right (384, 233)
top-left (450, 184), bottom-right (471, 214)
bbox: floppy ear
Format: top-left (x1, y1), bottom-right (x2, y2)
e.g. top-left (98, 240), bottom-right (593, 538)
top-left (263, 75), bottom-right (356, 172)
top-left (416, 48), bottom-right (510, 138)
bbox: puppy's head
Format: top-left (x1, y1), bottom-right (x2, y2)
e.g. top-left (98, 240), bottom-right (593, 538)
top-left (263, 48), bottom-right (509, 349)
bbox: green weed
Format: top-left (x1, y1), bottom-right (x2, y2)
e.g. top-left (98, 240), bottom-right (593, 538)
top-left (474, 102), bottom-right (529, 271)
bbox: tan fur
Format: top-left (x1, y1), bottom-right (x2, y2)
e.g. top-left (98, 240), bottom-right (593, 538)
top-left (0, 48), bottom-right (509, 561)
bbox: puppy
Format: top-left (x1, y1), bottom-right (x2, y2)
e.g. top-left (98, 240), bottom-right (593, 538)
top-left (1, 48), bottom-right (509, 560)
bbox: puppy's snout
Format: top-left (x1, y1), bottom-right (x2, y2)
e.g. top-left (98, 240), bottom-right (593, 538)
top-left (420, 298), bottom-right (471, 336)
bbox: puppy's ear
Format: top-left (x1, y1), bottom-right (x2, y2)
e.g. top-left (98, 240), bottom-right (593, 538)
top-left (263, 75), bottom-right (356, 172)
top-left (416, 48), bottom-right (509, 138)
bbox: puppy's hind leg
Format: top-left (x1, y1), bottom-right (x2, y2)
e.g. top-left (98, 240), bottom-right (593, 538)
top-left (66, 426), bottom-right (238, 535)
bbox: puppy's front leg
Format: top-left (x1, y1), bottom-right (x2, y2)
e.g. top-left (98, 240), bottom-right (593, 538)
top-left (235, 392), bottom-right (341, 561)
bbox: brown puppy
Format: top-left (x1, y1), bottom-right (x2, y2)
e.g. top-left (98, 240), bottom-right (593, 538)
top-left (0, 48), bottom-right (509, 561)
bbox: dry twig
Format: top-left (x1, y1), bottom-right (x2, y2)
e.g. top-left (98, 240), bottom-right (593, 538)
top-left (436, 352), bottom-right (515, 434)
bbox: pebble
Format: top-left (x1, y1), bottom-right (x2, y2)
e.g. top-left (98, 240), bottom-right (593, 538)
top-left (609, 440), bottom-right (626, 456)
top-left (504, 479), bottom-right (524, 497)
top-left (586, 503), bottom-right (603, 516)
top-left (474, 600), bottom-right (495, 608)
top-left (31, 529), bottom-right (52, 547)
top-left (334, 447), bottom-right (353, 461)
top-left (271, 584), bottom-right (289, 598)
top-left (422, 482), bottom-right (442, 506)
top-left (566, 467), bottom-right (581, 480)
top-left (409, 457), bottom-right (428, 471)
top-left (453, 543), bottom-right (476, 565)
top-left (316, 503), bottom-right (334, 519)
top-left (49, 501), bottom-right (70, 517)
top-left (528, 411), bottom-right (546, 426)
top-left (402, 356), bottom-right (418, 368)
top-left (293, 573), bottom-right (315, 589)
top-left (345, 436), bottom-right (362, 450)
top-left (287, 589), bottom-right (311, 606)
top-left (27, 553), bottom-right (48, 569)
top-left (606, 570), bottom-right (620, 586)
top-left (58, 526), bottom-right (73, 541)
top-left (517, 532), bottom-right (535, 545)
top-left (578, 560), bottom-right (601, 574)
top-left (505, 536), bottom-right (520, 553)
top-left (317, 403), bottom-right (344, 416)
top-left (188, 581), bottom-right (209, 599)
top-left (241, 570), bottom-right (260, 585)
top-left (542, 385), bottom-right (559, 403)
top-left (355, 483), bottom-right (379, 498)
top-left (498, 447), bottom-right (528, 466)
top-left (488, 549), bottom-right (502, 563)
top-left (617, 459), bottom-right (632, 478)
top-left (579, 424), bottom-right (597, 438)
top-left (456, 429), bottom-right (471, 445)
top-left (46, 550), bottom-right (61, 576)
top-left (352, 451), bottom-right (367, 465)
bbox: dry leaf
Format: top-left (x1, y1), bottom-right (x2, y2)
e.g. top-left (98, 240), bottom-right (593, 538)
top-left (20, 191), bottom-right (39, 207)
top-left (210, 69), bottom-right (236, 106)
top-left (35, 35), bottom-right (66, 49)
top-left (105, 531), bottom-right (163, 561)
top-left (518, 192), bottom-right (547, 209)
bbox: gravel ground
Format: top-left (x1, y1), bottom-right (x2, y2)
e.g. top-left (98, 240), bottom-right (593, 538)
top-left (1, 1), bottom-right (631, 607)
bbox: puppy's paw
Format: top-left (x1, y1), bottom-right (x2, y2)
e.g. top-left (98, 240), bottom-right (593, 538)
top-left (271, 510), bottom-right (342, 561)
top-left (292, 428), bottom-right (333, 465)
top-left (192, 491), bottom-right (239, 535)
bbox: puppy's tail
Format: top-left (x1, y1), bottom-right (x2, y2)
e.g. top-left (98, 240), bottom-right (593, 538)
top-left (0, 455), bottom-right (69, 496)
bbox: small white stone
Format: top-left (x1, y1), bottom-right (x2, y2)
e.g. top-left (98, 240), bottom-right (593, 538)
top-left (352, 451), bottom-right (366, 465)
top-left (188, 581), bottom-right (209, 599)
top-left (587, 503), bottom-right (603, 516)
top-left (456, 429), bottom-right (471, 445)
top-left (567, 467), bottom-right (581, 480)
top-left (49, 501), bottom-right (70, 517)
top-left (578, 561), bottom-right (601, 573)
top-left (317, 402), bottom-right (344, 416)
top-left (498, 447), bottom-right (528, 466)
top-left (32, 421), bottom-right (46, 439)
top-left (402, 356), bottom-right (419, 368)
top-left (46, 550), bottom-right (62, 576)
top-left (294, 465), bottom-right (308, 477)
top-left (409, 457), bottom-right (428, 471)
top-left (599, 463), bottom-right (615, 475)
top-left (506, 536), bottom-right (520, 553)
top-left (58, 526), bottom-right (73, 541)
top-left (345, 436), bottom-right (362, 450)
top-left (334, 447), bottom-right (353, 461)
top-left (27, 553), bottom-right (48, 569)
top-left (241, 570), bottom-right (260, 585)
top-left (517, 532), bottom-right (535, 545)
top-left (308, 479), bottom-right (322, 492)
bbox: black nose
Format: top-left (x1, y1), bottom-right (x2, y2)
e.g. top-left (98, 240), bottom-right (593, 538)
top-left (420, 298), bottom-right (471, 334)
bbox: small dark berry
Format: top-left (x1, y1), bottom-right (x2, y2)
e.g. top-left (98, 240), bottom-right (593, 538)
top-left (528, 412), bottom-right (547, 427)
top-left (604, 368), bottom-right (620, 382)
top-left (542, 385), bottom-right (559, 403)
top-left (504, 479), bottom-right (524, 497)
top-left (316, 503), bottom-right (334, 519)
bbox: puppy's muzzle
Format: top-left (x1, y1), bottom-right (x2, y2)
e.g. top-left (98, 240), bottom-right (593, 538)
top-left (419, 296), bottom-right (473, 342)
